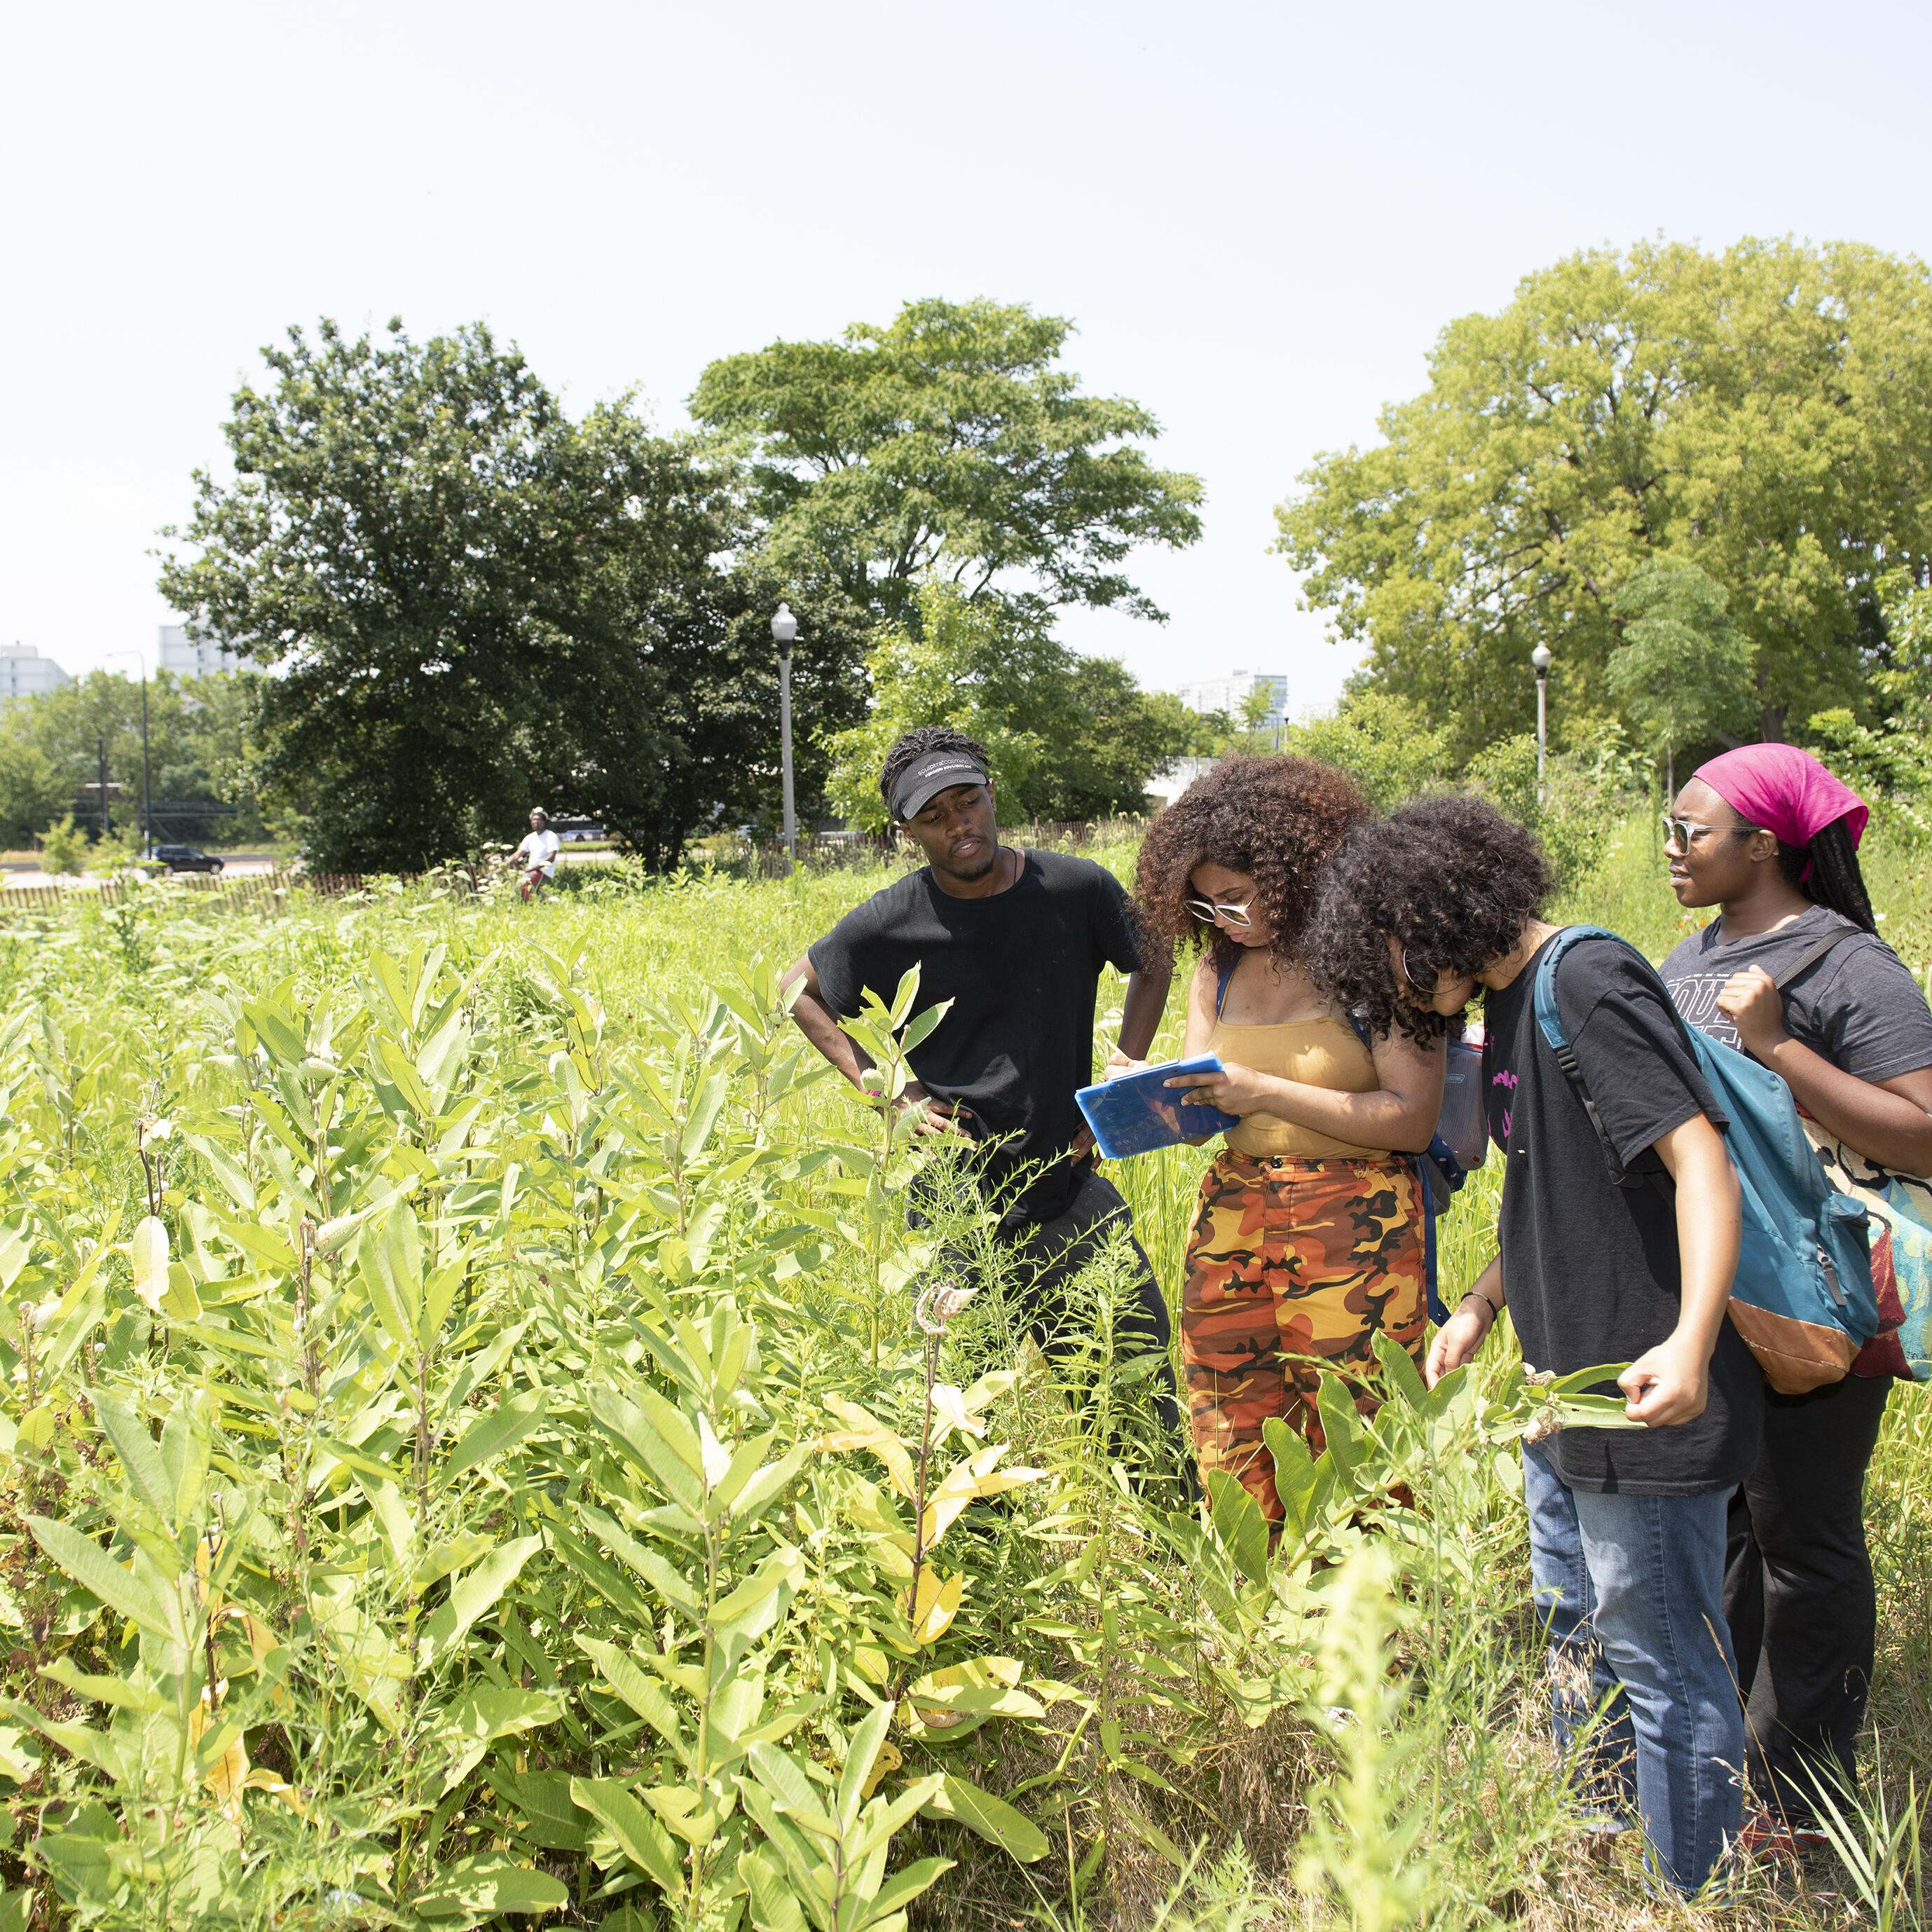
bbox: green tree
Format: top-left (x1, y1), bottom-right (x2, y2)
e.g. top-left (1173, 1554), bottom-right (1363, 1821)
top-left (1281, 690), bottom-right (1452, 811)
top-left (825, 582), bottom-right (1192, 829)
top-left (1607, 559), bottom-right (1756, 795)
top-left (36, 813), bottom-right (86, 875)
top-left (1278, 238), bottom-right (1932, 758)
top-left (0, 669), bottom-right (270, 851)
top-left (158, 320), bottom-right (866, 871)
top-left (691, 298), bottom-right (1205, 633)
top-left (1233, 683), bottom-right (1279, 754)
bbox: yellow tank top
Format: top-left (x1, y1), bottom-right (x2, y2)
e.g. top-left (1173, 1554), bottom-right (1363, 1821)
top-left (1205, 1010), bottom-right (1383, 1158)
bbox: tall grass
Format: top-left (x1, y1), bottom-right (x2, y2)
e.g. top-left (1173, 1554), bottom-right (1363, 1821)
top-left (4, 813), bottom-right (1930, 1929)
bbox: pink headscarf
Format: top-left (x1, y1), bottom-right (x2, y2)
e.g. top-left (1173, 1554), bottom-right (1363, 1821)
top-left (1693, 745), bottom-right (1868, 866)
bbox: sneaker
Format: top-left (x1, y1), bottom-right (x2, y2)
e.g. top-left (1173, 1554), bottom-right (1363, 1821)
top-left (1739, 1810), bottom-right (1832, 1861)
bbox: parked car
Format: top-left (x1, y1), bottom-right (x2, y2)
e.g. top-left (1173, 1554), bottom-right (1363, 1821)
top-left (153, 844), bottom-right (224, 874)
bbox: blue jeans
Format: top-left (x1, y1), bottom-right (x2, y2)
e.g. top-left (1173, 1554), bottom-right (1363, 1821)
top-left (1523, 1443), bottom-right (1743, 1896)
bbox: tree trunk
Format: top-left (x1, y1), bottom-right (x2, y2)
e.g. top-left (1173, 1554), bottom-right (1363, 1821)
top-left (1758, 701), bottom-right (1787, 741)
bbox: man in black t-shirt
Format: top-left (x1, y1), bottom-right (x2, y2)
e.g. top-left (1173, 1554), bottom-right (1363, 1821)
top-left (1310, 795), bottom-right (1755, 1899)
top-left (787, 727), bottom-right (1181, 1441)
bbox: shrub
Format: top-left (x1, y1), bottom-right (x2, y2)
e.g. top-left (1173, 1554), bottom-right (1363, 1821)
top-left (36, 812), bottom-right (88, 875)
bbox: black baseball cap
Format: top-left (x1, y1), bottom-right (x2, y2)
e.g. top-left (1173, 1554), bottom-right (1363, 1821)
top-left (889, 749), bottom-right (992, 822)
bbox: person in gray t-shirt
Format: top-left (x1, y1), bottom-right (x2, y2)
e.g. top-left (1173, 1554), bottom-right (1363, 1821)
top-left (1660, 902), bottom-right (1932, 1081)
top-left (1658, 746), bottom-right (1932, 1847)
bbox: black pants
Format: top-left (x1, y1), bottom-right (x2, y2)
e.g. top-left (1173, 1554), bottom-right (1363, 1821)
top-left (984, 1167), bottom-right (1184, 1444)
top-left (1722, 1371), bottom-right (1891, 1824)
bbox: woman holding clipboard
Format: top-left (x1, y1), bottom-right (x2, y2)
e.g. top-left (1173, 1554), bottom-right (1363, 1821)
top-left (1127, 756), bottom-right (1446, 1524)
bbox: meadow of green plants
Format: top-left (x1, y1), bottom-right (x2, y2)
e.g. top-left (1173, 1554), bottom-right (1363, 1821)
top-left (2, 821), bottom-right (1930, 1931)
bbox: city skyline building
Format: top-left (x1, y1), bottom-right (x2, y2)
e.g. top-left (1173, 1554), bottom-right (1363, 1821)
top-left (158, 622), bottom-right (241, 678)
top-left (0, 643), bottom-right (73, 702)
top-left (1173, 668), bottom-right (1288, 729)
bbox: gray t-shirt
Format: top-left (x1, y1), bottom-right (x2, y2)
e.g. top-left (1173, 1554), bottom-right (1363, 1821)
top-left (1659, 905), bottom-right (1932, 1083)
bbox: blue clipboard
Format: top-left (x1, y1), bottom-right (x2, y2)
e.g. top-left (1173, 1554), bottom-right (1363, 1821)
top-left (1075, 1055), bottom-right (1240, 1159)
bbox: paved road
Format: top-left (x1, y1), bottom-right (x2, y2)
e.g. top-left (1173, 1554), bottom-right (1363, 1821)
top-left (1, 854), bottom-right (283, 888)
top-left (0, 848), bottom-right (614, 889)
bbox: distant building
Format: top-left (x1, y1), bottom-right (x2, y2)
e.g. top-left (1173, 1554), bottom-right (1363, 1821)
top-left (159, 623), bottom-right (242, 678)
top-left (1175, 669), bottom-right (1288, 728)
top-left (0, 644), bottom-right (72, 702)
top-left (1145, 755), bottom-right (1217, 811)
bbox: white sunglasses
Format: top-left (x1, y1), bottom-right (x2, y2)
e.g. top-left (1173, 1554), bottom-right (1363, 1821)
top-left (1186, 894), bottom-right (1254, 929)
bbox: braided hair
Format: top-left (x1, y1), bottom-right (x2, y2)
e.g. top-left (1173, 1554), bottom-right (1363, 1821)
top-left (878, 727), bottom-right (992, 818)
top-left (1774, 817), bottom-right (1877, 934)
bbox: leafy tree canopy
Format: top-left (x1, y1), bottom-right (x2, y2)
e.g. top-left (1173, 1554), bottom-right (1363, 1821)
top-left (825, 582), bottom-right (1195, 830)
top-left (1607, 559), bottom-right (1756, 790)
top-left (1279, 238), bottom-right (1932, 759)
top-left (1281, 690), bottom-right (1452, 811)
top-left (691, 298), bottom-right (1205, 633)
top-left (158, 320), bottom-right (870, 871)
top-left (0, 669), bottom-right (268, 851)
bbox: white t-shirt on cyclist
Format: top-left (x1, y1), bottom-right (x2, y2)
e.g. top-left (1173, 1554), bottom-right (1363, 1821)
top-left (516, 829), bottom-right (561, 876)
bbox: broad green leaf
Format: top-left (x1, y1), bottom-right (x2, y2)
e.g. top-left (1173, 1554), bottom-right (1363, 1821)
top-left (486, 1767), bottom-right (587, 1851)
top-left (26, 1518), bottom-right (176, 1640)
top-left (1206, 1469), bottom-right (1269, 1584)
top-left (432, 1685), bottom-right (563, 1791)
top-left (1372, 1328), bottom-right (1431, 1412)
top-left (575, 1636), bottom-right (685, 1749)
top-left (739, 1845), bottom-right (810, 1932)
top-left (923, 1774), bottom-right (1049, 1863)
top-left (443, 1390), bottom-right (544, 1481)
top-left (681, 1069), bottom-right (730, 1163)
top-left (1263, 1417), bottom-right (1320, 1537)
top-left (411, 1854), bottom-right (568, 1921)
top-left (1315, 1375), bottom-right (1367, 1484)
top-left (418, 1535), bottom-right (542, 1662)
top-left (181, 1135), bottom-right (256, 1214)
top-left (1547, 1360), bottom-right (1635, 1398)
top-left (837, 1697), bottom-right (896, 1831)
top-left (570, 1776), bottom-right (684, 1891)
top-left (91, 1393), bottom-right (172, 1525)
top-left (38, 1658), bottom-right (166, 1714)
top-left (158, 1391), bottom-right (211, 1533)
top-left (375, 1036), bottom-right (437, 1121)
top-left (745, 1741), bottom-right (837, 1839)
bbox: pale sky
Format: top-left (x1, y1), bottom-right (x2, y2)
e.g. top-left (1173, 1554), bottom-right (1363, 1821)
top-left (6, 0), bottom-right (1932, 715)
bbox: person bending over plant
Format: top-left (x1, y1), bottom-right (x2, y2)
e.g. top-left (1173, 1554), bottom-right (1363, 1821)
top-left (1306, 793), bottom-right (1755, 1901)
top-left (1121, 755), bottom-right (1445, 1523)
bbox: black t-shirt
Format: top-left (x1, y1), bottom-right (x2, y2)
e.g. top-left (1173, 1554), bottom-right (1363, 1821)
top-left (1659, 905), bottom-right (1932, 1083)
top-left (809, 849), bottom-right (1146, 1221)
top-left (1483, 931), bottom-right (1762, 1494)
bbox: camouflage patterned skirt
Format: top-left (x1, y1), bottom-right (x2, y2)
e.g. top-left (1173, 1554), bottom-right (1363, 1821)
top-left (1179, 1149), bottom-right (1426, 1522)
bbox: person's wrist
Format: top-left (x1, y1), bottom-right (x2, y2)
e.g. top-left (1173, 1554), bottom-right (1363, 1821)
top-left (1459, 1289), bottom-right (1498, 1323)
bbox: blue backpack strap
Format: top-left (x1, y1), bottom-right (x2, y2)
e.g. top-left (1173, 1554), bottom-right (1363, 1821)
top-left (1215, 955), bottom-right (1238, 1018)
top-left (1532, 924), bottom-right (1650, 1188)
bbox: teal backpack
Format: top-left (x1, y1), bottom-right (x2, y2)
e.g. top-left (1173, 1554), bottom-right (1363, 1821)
top-left (1533, 926), bottom-right (1878, 1394)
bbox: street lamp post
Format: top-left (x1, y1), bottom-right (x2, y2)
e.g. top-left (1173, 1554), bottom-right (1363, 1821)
top-left (1530, 643), bottom-right (1552, 803)
top-left (105, 649), bottom-right (153, 857)
top-left (771, 604), bottom-right (799, 873)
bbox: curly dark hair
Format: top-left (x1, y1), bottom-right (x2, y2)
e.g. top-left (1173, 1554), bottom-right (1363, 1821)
top-left (879, 726), bottom-right (992, 817)
top-left (1133, 754), bottom-right (1373, 971)
top-left (1303, 792), bottom-right (1554, 1043)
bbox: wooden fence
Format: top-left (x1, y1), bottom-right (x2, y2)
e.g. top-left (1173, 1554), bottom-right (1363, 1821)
top-left (0, 865), bottom-right (481, 917)
top-left (0, 822), bottom-right (1148, 913)
top-left (739, 818), bottom-right (1144, 880)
